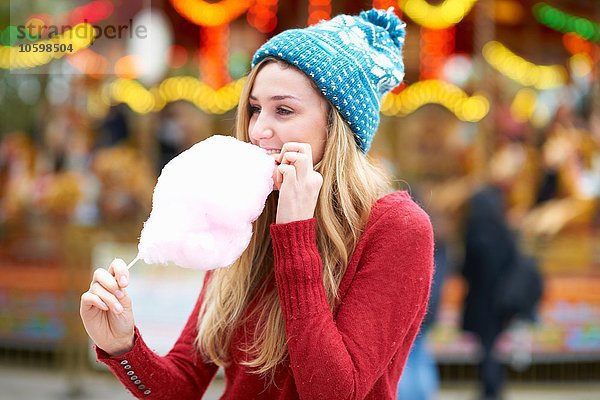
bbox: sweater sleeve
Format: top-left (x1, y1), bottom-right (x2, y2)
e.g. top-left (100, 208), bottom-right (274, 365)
top-left (270, 203), bottom-right (434, 400)
top-left (95, 272), bottom-right (218, 399)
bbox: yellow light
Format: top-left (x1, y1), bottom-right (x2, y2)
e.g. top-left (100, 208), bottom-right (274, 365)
top-left (150, 88), bottom-right (166, 112)
top-left (170, 0), bottom-right (252, 26)
top-left (510, 88), bottom-right (537, 123)
top-left (105, 76), bottom-right (247, 114)
top-left (401, 0), bottom-right (478, 29)
top-left (381, 94), bottom-right (395, 114)
top-left (459, 95), bottom-right (490, 122)
top-left (381, 79), bottom-right (490, 121)
top-left (483, 41), bottom-right (567, 90)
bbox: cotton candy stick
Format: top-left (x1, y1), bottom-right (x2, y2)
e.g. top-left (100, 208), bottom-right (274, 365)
top-left (127, 255), bottom-right (140, 270)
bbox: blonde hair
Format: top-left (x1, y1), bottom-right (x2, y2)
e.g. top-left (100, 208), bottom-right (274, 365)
top-left (195, 57), bottom-right (391, 377)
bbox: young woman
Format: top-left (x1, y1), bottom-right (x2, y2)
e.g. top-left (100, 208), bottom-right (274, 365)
top-left (80, 8), bottom-right (433, 399)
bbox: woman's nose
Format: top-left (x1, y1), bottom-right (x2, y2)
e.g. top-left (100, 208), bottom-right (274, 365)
top-left (249, 114), bottom-right (274, 142)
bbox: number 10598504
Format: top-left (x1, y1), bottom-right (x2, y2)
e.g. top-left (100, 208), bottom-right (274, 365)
top-left (18, 43), bottom-right (74, 53)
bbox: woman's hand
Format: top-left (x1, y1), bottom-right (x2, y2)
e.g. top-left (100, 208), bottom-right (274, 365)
top-left (274, 142), bottom-right (323, 224)
top-left (80, 258), bottom-right (135, 356)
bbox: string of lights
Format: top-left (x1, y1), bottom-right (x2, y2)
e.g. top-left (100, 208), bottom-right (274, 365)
top-left (483, 41), bottom-right (568, 90)
top-left (533, 2), bottom-right (600, 43)
top-left (103, 76), bottom-right (246, 115)
top-left (380, 79), bottom-right (490, 122)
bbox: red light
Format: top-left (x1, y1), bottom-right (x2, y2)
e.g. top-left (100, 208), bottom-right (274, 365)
top-left (69, 0), bottom-right (115, 25)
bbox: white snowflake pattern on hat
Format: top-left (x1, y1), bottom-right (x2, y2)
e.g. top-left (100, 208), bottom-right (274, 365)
top-left (370, 53), bottom-right (402, 94)
top-left (338, 26), bottom-right (370, 51)
top-left (319, 16), bottom-right (371, 53)
top-left (371, 53), bottom-right (393, 69)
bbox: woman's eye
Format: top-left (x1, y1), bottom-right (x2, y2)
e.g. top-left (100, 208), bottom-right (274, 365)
top-left (249, 105), bottom-right (260, 115)
top-left (277, 107), bottom-right (292, 115)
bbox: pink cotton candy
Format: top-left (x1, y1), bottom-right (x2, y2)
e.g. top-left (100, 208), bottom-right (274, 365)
top-left (136, 135), bottom-right (275, 270)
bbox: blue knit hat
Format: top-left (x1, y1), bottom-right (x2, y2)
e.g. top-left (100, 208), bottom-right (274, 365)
top-left (252, 8), bottom-right (406, 153)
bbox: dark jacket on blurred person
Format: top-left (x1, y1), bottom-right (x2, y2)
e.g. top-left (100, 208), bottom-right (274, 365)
top-left (461, 184), bottom-right (517, 399)
top-left (462, 184), bottom-right (518, 337)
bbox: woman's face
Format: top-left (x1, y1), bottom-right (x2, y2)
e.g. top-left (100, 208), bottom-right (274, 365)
top-left (248, 62), bottom-right (330, 165)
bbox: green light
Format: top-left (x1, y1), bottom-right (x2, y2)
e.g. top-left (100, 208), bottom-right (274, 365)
top-left (0, 26), bottom-right (18, 46)
top-left (0, 25), bottom-right (42, 46)
top-left (575, 18), bottom-right (594, 41)
top-left (533, 2), bottom-right (600, 43)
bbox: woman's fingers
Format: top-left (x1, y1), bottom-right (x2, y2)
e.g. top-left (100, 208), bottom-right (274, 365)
top-left (274, 165), bottom-right (283, 190)
top-left (88, 262), bottom-right (132, 314)
top-left (279, 151), bottom-right (311, 180)
top-left (108, 258), bottom-right (129, 288)
top-left (277, 142), bottom-right (314, 181)
top-left (277, 163), bottom-right (297, 188)
top-left (273, 141), bottom-right (323, 223)
top-left (277, 142), bottom-right (313, 165)
top-left (275, 142), bottom-right (324, 192)
top-left (89, 282), bottom-right (125, 314)
top-left (281, 142), bottom-right (313, 159)
top-left (93, 268), bottom-right (122, 296)
top-left (81, 292), bottom-right (109, 311)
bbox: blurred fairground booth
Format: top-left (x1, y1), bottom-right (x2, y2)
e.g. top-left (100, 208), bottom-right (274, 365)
top-left (0, 0), bottom-right (599, 392)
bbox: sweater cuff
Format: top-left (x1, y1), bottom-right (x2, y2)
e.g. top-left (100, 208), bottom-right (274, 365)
top-left (95, 326), bottom-right (140, 361)
top-left (270, 218), bottom-right (329, 320)
top-left (95, 326), bottom-right (154, 397)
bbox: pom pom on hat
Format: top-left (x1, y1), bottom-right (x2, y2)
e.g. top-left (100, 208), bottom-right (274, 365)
top-left (359, 7), bottom-right (406, 49)
top-left (252, 8), bottom-right (406, 153)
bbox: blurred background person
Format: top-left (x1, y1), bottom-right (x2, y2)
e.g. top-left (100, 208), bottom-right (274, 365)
top-left (460, 143), bottom-right (528, 400)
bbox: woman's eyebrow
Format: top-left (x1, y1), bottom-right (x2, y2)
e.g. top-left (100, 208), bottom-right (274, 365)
top-left (249, 94), bottom-right (300, 101)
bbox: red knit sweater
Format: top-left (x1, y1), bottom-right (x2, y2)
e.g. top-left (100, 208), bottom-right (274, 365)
top-left (96, 191), bottom-right (434, 399)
